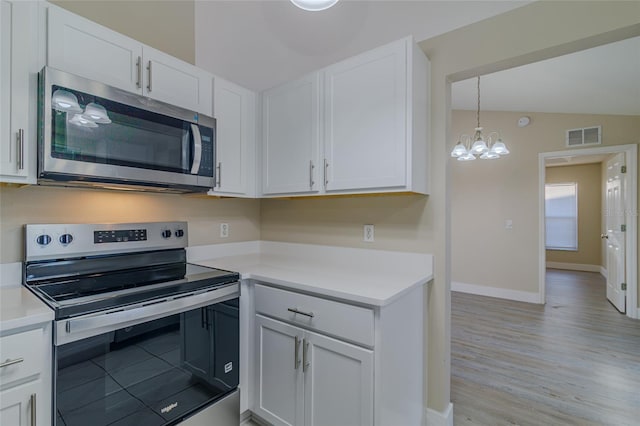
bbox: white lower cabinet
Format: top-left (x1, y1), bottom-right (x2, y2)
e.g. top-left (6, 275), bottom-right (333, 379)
top-left (254, 314), bottom-right (373, 426)
top-left (0, 323), bottom-right (52, 426)
top-left (249, 281), bottom-right (425, 426)
top-left (0, 379), bottom-right (40, 426)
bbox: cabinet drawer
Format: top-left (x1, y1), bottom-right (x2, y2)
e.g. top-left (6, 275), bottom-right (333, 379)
top-left (0, 328), bottom-right (45, 386)
top-left (254, 284), bottom-right (374, 347)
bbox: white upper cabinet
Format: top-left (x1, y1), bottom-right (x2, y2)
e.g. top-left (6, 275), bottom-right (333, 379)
top-left (142, 46), bottom-right (212, 115)
top-left (323, 39), bottom-right (407, 192)
top-left (47, 5), bottom-right (141, 94)
top-left (262, 73), bottom-right (320, 195)
top-left (0, 0), bottom-right (37, 183)
top-left (210, 76), bottom-right (256, 196)
top-left (46, 4), bottom-right (212, 115)
top-left (260, 36), bottom-right (429, 197)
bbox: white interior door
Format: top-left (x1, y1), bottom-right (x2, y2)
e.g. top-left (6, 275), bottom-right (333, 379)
top-left (605, 153), bottom-right (626, 313)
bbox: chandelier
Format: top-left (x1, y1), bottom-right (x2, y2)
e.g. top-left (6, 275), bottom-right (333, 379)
top-left (451, 76), bottom-right (510, 161)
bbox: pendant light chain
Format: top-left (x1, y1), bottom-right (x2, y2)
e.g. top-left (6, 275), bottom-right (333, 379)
top-left (476, 76), bottom-right (481, 129)
top-left (450, 74), bottom-right (510, 161)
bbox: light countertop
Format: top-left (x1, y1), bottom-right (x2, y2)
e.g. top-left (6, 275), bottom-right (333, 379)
top-left (0, 286), bottom-right (54, 333)
top-left (189, 241), bottom-right (433, 306)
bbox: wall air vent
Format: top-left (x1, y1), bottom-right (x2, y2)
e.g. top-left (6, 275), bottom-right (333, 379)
top-left (566, 126), bottom-right (601, 147)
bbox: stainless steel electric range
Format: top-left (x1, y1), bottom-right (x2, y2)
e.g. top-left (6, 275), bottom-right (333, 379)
top-left (24, 221), bottom-right (240, 426)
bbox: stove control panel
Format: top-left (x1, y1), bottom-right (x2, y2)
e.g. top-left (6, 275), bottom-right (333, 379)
top-left (95, 229), bottom-right (147, 244)
top-left (25, 222), bottom-right (188, 261)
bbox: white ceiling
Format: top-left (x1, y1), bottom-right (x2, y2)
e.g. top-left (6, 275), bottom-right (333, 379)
top-left (195, 0), bottom-right (530, 91)
top-left (452, 36), bottom-right (640, 116)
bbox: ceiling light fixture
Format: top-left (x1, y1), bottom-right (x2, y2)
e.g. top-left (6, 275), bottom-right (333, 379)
top-left (451, 76), bottom-right (510, 161)
top-left (290, 0), bottom-right (339, 12)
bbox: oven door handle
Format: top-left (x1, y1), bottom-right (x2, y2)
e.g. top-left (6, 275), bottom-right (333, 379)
top-left (55, 282), bottom-right (239, 346)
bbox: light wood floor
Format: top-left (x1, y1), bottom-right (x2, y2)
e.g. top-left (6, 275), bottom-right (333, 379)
top-left (452, 269), bottom-right (640, 425)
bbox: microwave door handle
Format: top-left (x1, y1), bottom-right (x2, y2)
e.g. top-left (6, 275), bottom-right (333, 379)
top-left (190, 124), bottom-right (202, 174)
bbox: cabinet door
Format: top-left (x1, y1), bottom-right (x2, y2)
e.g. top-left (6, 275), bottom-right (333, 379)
top-left (143, 46), bottom-right (213, 115)
top-left (212, 77), bottom-right (255, 195)
top-left (323, 39), bottom-right (407, 192)
top-left (303, 330), bottom-right (373, 426)
top-left (0, 380), bottom-right (41, 426)
top-left (0, 0), bottom-right (35, 181)
top-left (262, 73), bottom-right (320, 195)
top-left (254, 315), bottom-right (304, 426)
top-left (47, 5), bottom-right (142, 94)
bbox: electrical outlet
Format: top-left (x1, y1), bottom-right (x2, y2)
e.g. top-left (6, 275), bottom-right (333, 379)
top-left (220, 223), bottom-right (229, 238)
top-left (363, 224), bottom-right (375, 242)
top-left (505, 219), bottom-right (513, 230)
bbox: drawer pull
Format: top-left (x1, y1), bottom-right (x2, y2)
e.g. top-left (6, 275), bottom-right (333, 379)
top-left (0, 357), bottom-right (24, 368)
top-left (288, 308), bottom-right (314, 318)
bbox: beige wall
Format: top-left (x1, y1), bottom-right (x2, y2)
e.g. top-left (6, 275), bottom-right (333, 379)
top-left (51, 0), bottom-right (195, 64)
top-left (452, 110), bottom-right (638, 294)
top-left (0, 185), bottom-right (260, 263)
top-left (545, 163), bottom-right (602, 266)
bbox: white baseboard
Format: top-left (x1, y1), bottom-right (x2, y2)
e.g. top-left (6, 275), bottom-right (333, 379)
top-left (600, 266), bottom-right (607, 279)
top-left (452, 281), bottom-right (541, 304)
top-left (546, 261), bottom-right (602, 273)
top-left (426, 403), bottom-right (453, 426)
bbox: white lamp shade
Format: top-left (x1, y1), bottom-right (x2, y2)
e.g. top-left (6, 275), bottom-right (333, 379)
top-left (451, 143), bottom-right (467, 158)
top-left (458, 152), bottom-right (476, 161)
top-left (491, 140), bottom-right (510, 155)
top-left (52, 89), bottom-right (83, 113)
top-left (81, 103), bottom-right (111, 124)
top-left (290, 0), bottom-right (339, 11)
top-left (69, 113), bottom-right (98, 128)
top-left (470, 139), bottom-right (488, 154)
top-left (480, 151), bottom-right (500, 160)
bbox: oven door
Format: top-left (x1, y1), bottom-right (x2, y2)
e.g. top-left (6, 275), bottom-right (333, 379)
top-left (54, 296), bottom-right (239, 426)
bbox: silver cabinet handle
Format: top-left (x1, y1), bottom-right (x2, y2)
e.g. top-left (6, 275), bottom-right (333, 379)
top-left (303, 339), bottom-right (310, 372)
top-left (147, 61), bottom-right (152, 92)
top-left (30, 393), bottom-right (36, 426)
top-left (217, 162), bottom-right (222, 188)
top-left (294, 335), bottom-right (301, 370)
top-left (309, 160), bottom-right (315, 189)
top-left (17, 129), bottom-right (25, 170)
top-left (0, 357), bottom-right (24, 368)
top-left (288, 307), bottom-right (314, 318)
top-left (323, 159), bottom-right (329, 187)
top-left (136, 56), bottom-right (142, 89)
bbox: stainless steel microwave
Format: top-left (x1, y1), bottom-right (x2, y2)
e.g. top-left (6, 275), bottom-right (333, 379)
top-left (38, 67), bottom-right (215, 192)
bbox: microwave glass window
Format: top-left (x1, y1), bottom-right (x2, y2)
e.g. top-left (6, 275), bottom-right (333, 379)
top-left (51, 85), bottom-right (193, 174)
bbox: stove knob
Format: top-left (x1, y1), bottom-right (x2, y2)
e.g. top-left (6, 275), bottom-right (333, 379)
top-left (161, 229), bottom-right (172, 239)
top-left (175, 229), bottom-right (184, 238)
top-left (59, 234), bottom-right (73, 245)
top-left (36, 234), bottom-right (52, 246)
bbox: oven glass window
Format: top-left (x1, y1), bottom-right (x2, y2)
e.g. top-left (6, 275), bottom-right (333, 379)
top-left (50, 85), bottom-right (193, 174)
top-left (55, 299), bottom-right (239, 426)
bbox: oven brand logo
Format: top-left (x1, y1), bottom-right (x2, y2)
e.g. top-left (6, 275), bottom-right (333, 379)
top-left (161, 402), bottom-right (178, 414)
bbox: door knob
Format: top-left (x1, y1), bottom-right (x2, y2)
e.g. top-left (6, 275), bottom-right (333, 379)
top-left (601, 234), bottom-right (609, 239)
